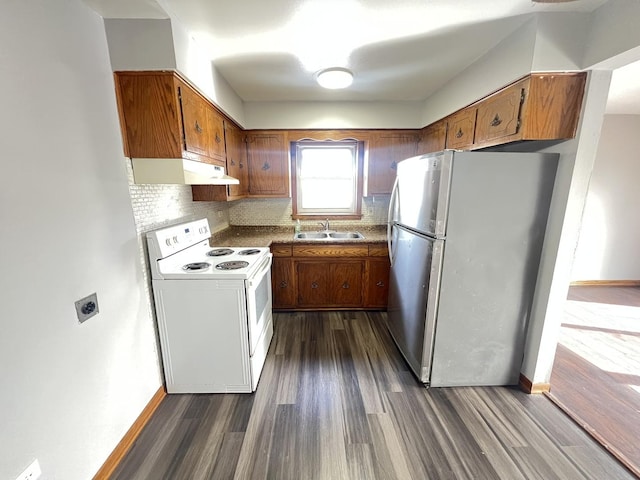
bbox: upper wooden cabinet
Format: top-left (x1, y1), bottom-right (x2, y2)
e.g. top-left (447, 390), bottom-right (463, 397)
top-left (418, 120), bottom-right (447, 155)
top-left (246, 131), bottom-right (290, 197)
top-left (207, 107), bottom-right (226, 162)
top-left (439, 72), bottom-right (586, 151)
top-left (475, 77), bottom-right (525, 145)
top-left (367, 130), bottom-right (420, 195)
top-left (445, 107), bottom-right (477, 150)
top-left (192, 121), bottom-right (249, 202)
top-left (114, 71), bottom-right (226, 166)
top-left (225, 122), bottom-right (249, 199)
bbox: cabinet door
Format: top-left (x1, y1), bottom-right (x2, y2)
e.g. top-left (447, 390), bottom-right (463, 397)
top-left (247, 132), bottom-right (290, 197)
top-left (418, 120), bottom-right (447, 155)
top-left (272, 257), bottom-right (296, 309)
top-left (115, 72), bottom-right (182, 158)
top-left (367, 131), bottom-right (419, 195)
top-left (331, 262), bottom-right (364, 307)
top-left (475, 79), bottom-right (526, 145)
top-left (365, 259), bottom-right (390, 308)
top-left (445, 107), bottom-right (476, 150)
top-left (226, 123), bottom-right (249, 198)
top-left (208, 108), bottom-right (226, 161)
top-left (297, 262), bottom-right (329, 306)
top-left (178, 84), bottom-right (211, 158)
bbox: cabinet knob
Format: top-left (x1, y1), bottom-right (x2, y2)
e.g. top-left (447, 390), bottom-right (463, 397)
top-left (390, 161), bottom-right (397, 170)
top-left (280, 281), bottom-right (288, 288)
top-left (195, 120), bottom-right (203, 133)
top-left (215, 133), bottom-right (222, 143)
top-left (262, 161), bottom-right (271, 171)
top-left (230, 158), bottom-right (236, 166)
top-left (490, 114), bottom-right (502, 127)
top-left (239, 162), bottom-right (244, 169)
top-left (311, 282), bottom-right (318, 289)
top-left (456, 128), bottom-right (463, 138)
top-left (376, 281), bottom-right (385, 287)
top-left (342, 282), bottom-right (350, 289)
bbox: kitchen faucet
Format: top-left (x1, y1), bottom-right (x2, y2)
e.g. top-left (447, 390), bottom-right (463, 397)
top-left (318, 219), bottom-right (330, 231)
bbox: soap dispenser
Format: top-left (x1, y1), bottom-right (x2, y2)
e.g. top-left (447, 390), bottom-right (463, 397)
top-left (294, 219), bottom-right (301, 234)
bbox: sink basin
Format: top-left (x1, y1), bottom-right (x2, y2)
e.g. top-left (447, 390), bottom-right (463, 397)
top-left (293, 231), bottom-right (365, 240)
top-left (328, 232), bottom-right (364, 239)
top-left (295, 232), bottom-right (329, 239)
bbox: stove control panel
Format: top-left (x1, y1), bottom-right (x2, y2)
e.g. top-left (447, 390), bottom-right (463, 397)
top-left (147, 218), bottom-right (211, 260)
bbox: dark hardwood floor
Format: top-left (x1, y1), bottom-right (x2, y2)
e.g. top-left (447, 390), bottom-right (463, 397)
top-left (550, 285), bottom-right (640, 478)
top-left (112, 311), bottom-right (634, 479)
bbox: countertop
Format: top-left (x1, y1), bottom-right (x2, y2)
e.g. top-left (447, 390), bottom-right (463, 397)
top-left (210, 225), bottom-right (388, 248)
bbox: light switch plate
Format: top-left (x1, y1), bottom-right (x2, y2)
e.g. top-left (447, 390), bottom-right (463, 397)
top-left (75, 292), bottom-right (99, 323)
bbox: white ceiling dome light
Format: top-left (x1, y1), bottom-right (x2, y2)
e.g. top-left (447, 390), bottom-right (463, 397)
top-left (316, 68), bottom-right (354, 89)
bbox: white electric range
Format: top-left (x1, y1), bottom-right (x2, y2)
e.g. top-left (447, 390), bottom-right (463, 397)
top-left (147, 218), bottom-right (273, 393)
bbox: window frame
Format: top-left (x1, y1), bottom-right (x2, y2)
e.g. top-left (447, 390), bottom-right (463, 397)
top-left (291, 139), bottom-right (364, 220)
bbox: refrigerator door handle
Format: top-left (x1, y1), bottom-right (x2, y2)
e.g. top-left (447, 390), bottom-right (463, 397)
top-left (387, 176), bottom-right (400, 265)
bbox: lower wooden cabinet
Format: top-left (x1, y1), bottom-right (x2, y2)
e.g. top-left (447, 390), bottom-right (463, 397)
top-left (271, 242), bottom-right (389, 310)
top-left (297, 261), bottom-right (363, 307)
top-left (272, 257), bottom-right (296, 309)
top-left (365, 259), bottom-right (390, 308)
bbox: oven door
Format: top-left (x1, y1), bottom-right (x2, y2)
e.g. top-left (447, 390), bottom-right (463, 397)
top-left (245, 253), bottom-right (273, 356)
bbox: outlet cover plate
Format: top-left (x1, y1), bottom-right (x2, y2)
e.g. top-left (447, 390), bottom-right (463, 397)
top-left (16, 459), bottom-right (41, 480)
top-left (75, 292), bottom-right (99, 323)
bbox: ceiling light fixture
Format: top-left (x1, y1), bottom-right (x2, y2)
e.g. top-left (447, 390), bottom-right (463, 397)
top-left (316, 68), bottom-right (353, 89)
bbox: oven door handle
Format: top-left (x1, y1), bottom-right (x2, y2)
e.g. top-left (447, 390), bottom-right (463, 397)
top-left (247, 253), bottom-right (273, 288)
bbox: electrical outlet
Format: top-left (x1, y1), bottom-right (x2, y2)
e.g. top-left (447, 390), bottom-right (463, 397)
top-left (16, 459), bottom-right (41, 480)
top-left (75, 292), bottom-right (99, 323)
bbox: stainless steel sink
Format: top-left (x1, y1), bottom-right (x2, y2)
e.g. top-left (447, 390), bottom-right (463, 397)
top-left (295, 232), bottom-right (330, 239)
top-left (328, 232), bottom-right (364, 239)
top-left (293, 231), bottom-right (365, 240)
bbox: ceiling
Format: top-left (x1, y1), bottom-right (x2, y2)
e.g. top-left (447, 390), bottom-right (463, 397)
top-left (85, 0), bottom-right (640, 113)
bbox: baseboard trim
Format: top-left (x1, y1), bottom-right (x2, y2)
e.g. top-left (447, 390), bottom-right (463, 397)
top-left (93, 386), bottom-right (166, 480)
top-left (519, 373), bottom-right (550, 394)
top-left (570, 280), bottom-right (640, 287)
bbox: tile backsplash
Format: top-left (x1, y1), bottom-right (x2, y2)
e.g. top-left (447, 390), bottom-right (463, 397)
top-left (228, 196), bottom-right (390, 228)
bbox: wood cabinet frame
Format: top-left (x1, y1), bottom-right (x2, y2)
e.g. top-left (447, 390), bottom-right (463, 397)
top-left (271, 243), bottom-right (390, 311)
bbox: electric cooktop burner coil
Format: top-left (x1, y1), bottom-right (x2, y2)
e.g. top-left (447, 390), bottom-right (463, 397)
top-left (207, 248), bottom-right (235, 257)
top-left (239, 249), bottom-right (261, 256)
top-left (215, 261), bottom-right (250, 270)
top-left (182, 262), bottom-right (211, 271)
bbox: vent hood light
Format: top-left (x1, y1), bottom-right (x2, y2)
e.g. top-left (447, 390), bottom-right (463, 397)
top-left (131, 158), bottom-right (240, 185)
top-left (316, 68), bottom-right (353, 89)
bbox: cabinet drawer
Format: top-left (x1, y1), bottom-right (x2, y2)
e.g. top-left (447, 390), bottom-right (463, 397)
top-left (292, 245), bottom-right (368, 257)
top-left (271, 245), bottom-right (292, 257)
top-left (368, 244), bottom-right (388, 257)
top-left (475, 79), bottom-right (527, 144)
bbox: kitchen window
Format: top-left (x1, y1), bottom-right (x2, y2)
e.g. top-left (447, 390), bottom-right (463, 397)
top-left (291, 140), bottom-right (364, 219)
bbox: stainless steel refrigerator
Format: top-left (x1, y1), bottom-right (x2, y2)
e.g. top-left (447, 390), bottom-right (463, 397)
top-left (386, 150), bottom-right (558, 387)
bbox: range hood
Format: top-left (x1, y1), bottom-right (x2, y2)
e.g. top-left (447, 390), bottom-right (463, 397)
top-left (131, 158), bottom-right (239, 185)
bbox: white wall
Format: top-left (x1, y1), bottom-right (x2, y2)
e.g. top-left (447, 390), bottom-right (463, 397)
top-left (420, 18), bottom-right (537, 127)
top-left (0, 1), bottom-right (162, 479)
top-left (531, 13), bottom-right (589, 71)
top-left (583, 0), bottom-right (640, 69)
top-left (170, 18), bottom-right (247, 125)
top-left (104, 17), bottom-right (247, 126)
top-left (243, 101), bottom-right (424, 129)
top-left (104, 18), bottom-right (176, 70)
top-left (571, 114), bottom-right (640, 281)
top-left (519, 71), bottom-right (612, 385)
